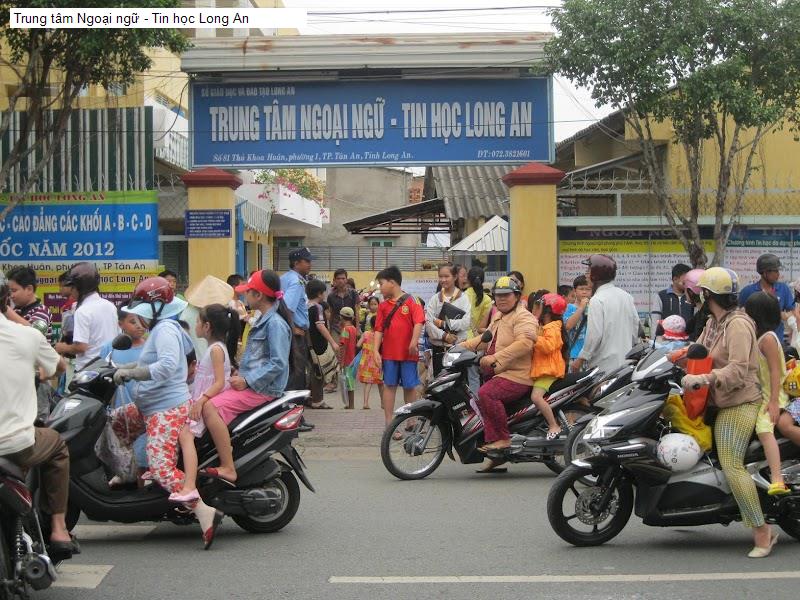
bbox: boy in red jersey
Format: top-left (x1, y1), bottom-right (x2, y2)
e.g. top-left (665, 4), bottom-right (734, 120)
top-left (372, 266), bottom-right (424, 426)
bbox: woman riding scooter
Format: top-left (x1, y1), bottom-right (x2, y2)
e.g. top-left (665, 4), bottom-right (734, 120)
top-left (461, 276), bottom-right (538, 455)
top-left (111, 277), bottom-right (223, 549)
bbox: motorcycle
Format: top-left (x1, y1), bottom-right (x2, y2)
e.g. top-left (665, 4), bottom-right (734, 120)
top-left (45, 336), bottom-right (314, 535)
top-left (0, 459), bottom-right (59, 599)
top-left (380, 331), bottom-right (613, 480)
top-left (547, 343), bottom-right (800, 546)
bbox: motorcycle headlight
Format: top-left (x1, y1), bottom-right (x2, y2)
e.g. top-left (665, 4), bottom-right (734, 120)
top-left (73, 370), bottom-right (99, 385)
top-left (582, 409), bottom-right (632, 441)
top-left (441, 351), bottom-right (460, 368)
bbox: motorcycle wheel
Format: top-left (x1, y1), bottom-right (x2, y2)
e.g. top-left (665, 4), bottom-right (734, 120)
top-left (777, 515), bottom-right (800, 541)
top-left (543, 406), bottom-right (592, 476)
top-left (547, 465), bottom-right (633, 547)
top-left (232, 471), bottom-right (300, 534)
top-left (381, 413), bottom-right (446, 480)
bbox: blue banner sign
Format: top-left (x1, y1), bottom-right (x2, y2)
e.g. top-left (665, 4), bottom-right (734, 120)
top-left (190, 77), bottom-right (553, 167)
top-left (0, 191), bottom-right (158, 270)
top-left (185, 209), bottom-right (232, 238)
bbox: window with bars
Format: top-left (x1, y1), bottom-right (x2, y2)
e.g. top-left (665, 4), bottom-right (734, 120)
top-left (369, 239), bottom-right (394, 248)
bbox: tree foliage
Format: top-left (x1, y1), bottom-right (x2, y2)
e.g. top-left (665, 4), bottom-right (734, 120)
top-left (0, 0), bottom-right (189, 219)
top-left (547, 0), bottom-right (800, 266)
top-left (256, 168), bottom-right (326, 203)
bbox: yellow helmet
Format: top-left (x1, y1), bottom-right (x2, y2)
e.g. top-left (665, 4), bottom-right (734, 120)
top-left (784, 364), bottom-right (800, 398)
top-left (698, 267), bottom-right (739, 295)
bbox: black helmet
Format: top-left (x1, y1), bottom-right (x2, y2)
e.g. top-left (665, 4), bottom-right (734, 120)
top-left (63, 262), bottom-right (100, 300)
top-left (582, 254), bottom-right (617, 283)
top-left (756, 253), bottom-right (781, 274)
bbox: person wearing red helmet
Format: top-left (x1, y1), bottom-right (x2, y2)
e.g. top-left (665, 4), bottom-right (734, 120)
top-left (109, 276), bottom-right (224, 548)
top-left (571, 254), bottom-right (640, 374)
top-left (530, 293), bottom-right (569, 439)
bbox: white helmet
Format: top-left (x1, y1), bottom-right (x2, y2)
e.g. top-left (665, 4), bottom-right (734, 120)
top-left (656, 433), bottom-right (703, 472)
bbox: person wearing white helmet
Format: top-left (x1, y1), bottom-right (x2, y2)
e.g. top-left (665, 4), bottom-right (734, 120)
top-left (738, 253), bottom-right (795, 342)
top-left (681, 267), bottom-right (775, 558)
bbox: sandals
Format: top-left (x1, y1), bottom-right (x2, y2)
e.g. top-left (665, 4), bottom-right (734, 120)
top-left (546, 429), bottom-right (563, 441)
top-left (198, 468), bottom-right (237, 487)
top-left (309, 402), bottom-right (333, 409)
top-left (767, 482), bottom-right (791, 496)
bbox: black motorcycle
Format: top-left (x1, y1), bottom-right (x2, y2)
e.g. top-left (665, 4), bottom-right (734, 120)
top-left (46, 336), bottom-right (314, 535)
top-left (380, 332), bottom-right (612, 480)
top-left (0, 459), bottom-right (59, 599)
top-left (547, 344), bottom-right (800, 546)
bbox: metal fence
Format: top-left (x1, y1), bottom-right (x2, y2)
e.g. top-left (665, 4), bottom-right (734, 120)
top-left (274, 246), bottom-right (451, 272)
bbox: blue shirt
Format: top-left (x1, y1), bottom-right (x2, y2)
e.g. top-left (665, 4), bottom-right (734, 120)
top-left (739, 281), bottom-right (795, 341)
top-left (240, 304), bottom-right (292, 397)
top-left (131, 319), bottom-right (193, 417)
top-left (563, 303), bottom-right (587, 360)
top-left (280, 269), bottom-right (308, 329)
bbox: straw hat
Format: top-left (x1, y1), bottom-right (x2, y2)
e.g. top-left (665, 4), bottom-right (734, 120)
top-left (184, 275), bottom-right (233, 307)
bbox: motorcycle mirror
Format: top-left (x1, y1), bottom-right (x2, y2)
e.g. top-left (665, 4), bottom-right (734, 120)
top-left (481, 330), bottom-right (493, 344)
top-left (686, 343), bottom-right (709, 359)
top-left (112, 334), bottom-right (133, 351)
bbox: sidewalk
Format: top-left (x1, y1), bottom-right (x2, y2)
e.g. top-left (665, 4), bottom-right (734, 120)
top-left (297, 385), bottom-right (387, 449)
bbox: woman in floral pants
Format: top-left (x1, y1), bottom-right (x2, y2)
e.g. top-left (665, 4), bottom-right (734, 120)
top-left (111, 277), bottom-right (223, 549)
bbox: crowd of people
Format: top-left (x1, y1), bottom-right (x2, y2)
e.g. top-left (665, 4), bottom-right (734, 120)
top-left (3, 249), bottom-right (800, 557)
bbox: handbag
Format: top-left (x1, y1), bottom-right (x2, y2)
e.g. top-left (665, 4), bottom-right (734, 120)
top-left (310, 344), bottom-right (339, 386)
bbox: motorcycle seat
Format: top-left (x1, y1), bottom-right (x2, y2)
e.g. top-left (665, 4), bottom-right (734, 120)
top-left (0, 457), bottom-right (25, 480)
top-left (548, 372), bottom-right (588, 395)
top-left (227, 390), bottom-right (311, 433)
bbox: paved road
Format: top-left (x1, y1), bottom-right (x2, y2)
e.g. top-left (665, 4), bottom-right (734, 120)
top-left (40, 452), bottom-right (800, 600)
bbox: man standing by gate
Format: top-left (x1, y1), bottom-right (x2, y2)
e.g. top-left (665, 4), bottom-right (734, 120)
top-left (281, 247), bottom-right (315, 431)
top-left (328, 269), bottom-right (361, 339)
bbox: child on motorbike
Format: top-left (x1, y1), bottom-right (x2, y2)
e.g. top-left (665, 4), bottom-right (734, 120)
top-left (744, 292), bottom-right (791, 496)
top-left (112, 277), bottom-right (224, 549)
top-left (529, 293), bottom-right (569, 440)
top-left (170, 304), bottom-right (240, 504)
top-left (193, 269), bottom-right (291, 470)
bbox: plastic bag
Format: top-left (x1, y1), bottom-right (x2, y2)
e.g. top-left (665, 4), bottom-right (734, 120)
top-left (94, 418), bottom-right (137, 483)
top-left (664, 394), bottom-right (712, 452)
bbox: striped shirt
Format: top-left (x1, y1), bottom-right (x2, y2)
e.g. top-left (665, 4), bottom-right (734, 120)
top-left (14, 300), bottom-right (53, 344)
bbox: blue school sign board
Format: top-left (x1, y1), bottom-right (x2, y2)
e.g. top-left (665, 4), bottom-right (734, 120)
top-left (185, 209), bottom-right (232, 238)
top-left (190, 77), bottom-right (553, 168)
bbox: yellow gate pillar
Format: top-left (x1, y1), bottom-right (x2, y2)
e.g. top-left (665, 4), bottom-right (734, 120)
top-left (501, 164), bottom-right (565, 293)
top-left (181, 167), bottom-right (242, 284)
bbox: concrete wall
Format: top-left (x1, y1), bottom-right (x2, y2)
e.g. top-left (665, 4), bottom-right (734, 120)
top-left (272, 166), bottom-right (419, 248)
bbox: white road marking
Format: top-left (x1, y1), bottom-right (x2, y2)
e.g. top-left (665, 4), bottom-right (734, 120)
top-left (53, 564), bottom-right (113, 589)
top-left (330, 571), bottom-right (800, 584)
top-left (72, 524), bottom-right (157, 541)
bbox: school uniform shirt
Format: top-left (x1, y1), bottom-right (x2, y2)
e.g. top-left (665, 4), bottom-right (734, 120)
top-left (375, 295), bottom-right (425, 361)
top-left (738, 281), bottom-right (795, 341)
top-left (0, 315), bottom-right (61, 455)
top-left (425, 288), bottom-right (472, 348)
top-left (73, 292), bottom-right (119, 370)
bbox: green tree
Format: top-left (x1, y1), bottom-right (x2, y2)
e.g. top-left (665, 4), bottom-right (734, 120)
top-left (0, 0), bottom-right (189, 219)
top-left (547, 0), bottom-right (800, 266)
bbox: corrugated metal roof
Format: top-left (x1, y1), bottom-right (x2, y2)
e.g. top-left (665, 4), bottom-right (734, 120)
top-left (181, 33), bottom-right (551, 73)
top-left (449, 216), bottom-right (508, 254)
top-left (431, 165), bottom-right (514, 220)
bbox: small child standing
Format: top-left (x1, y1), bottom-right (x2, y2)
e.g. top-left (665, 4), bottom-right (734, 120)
top-left (357, 316), bottom-right (383, 409)
top-left (530, 293), bottom-right (568, 439)
top-left (170, 304), bottom-right (240, 503)
top-left (744, 292), bottom-right (791, 496)
top-left (338, 307), bottom-right (358, 409)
